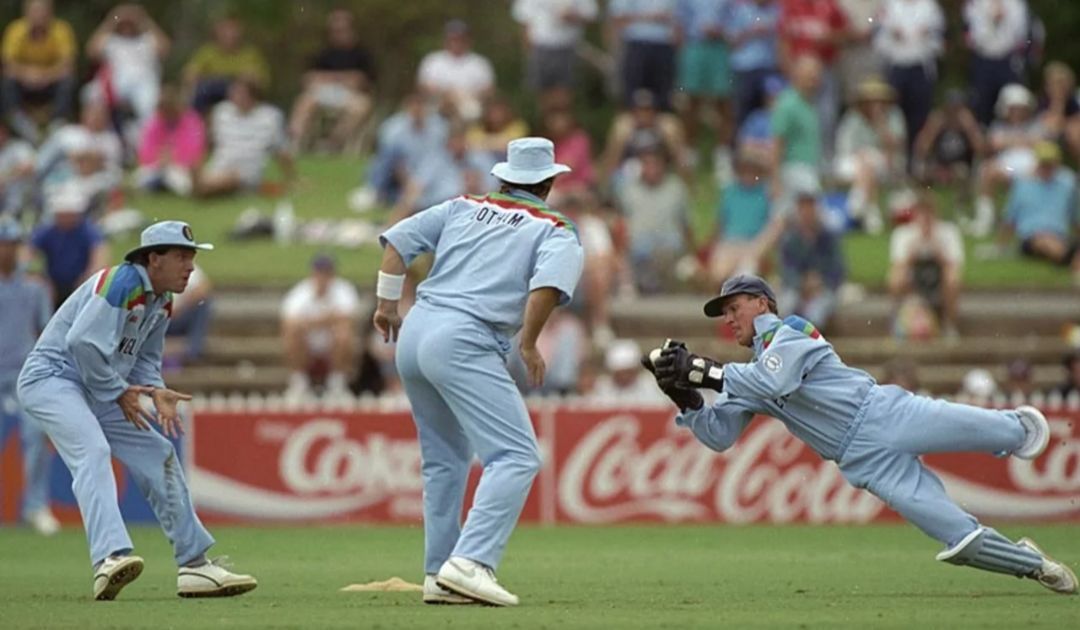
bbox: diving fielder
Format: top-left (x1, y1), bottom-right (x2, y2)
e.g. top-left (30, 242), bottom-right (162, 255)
top-left (374, 137), bottom-right (584, 606)
top-left (17, 221), bottom-right (257, 601)
top-left (647, 274), bottom-right (1076, 594)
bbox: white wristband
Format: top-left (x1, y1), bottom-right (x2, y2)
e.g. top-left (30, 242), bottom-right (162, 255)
top-left (376, 271), bottom-right (405, 300)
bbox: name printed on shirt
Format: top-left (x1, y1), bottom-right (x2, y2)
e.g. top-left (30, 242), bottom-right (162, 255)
top-left (473, 205), bottom-right (526, 229)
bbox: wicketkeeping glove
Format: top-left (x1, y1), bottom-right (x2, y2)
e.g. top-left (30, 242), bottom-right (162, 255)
top-left (641, 339), bottom-right (703, 412)
top-left (654, 345), bottom-right (725, 393)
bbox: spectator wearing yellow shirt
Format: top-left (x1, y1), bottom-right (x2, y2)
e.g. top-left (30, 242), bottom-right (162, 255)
top-left (1, 0), bottom-right (77, 143)
top-left (182, 15), bottom-right (269, 113)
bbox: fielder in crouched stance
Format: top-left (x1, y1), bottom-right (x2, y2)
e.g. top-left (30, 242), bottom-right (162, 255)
top-left (17, 221), bottom-right (257, 601)
top-left (646, 274), bottom-right (1076, 595)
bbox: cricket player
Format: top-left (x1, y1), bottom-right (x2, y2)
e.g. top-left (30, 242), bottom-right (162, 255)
top-left (17, 221), bottom-right (258, 601)
top-left (0, 220), bottom-right (56, 535)
top-left (374, 137), bottom-right (584, 606)
top-left (645, 274), bottom-right (1076, 594)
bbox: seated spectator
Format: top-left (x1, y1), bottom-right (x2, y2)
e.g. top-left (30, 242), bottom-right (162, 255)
top-left (354, 92), bottom-right (449, 210)
top-left (135, 84), bottom-right (206, 196)
top-left (888, 193), bottom-right (963, 338)
top-left (609, 0), bottom-right (679, 112)
top-left (1056, 350), bottom-right (1080, 398)
top-left (281, 254), bottom-right (360, 399)
top-left (973, 83), bottom-right (1048, 237)
top-left (708, 150), bottom-right (774, 284)
top-left (833, 77), bottom-right (906, 234)
top-left (1037, 61), bottom-right (1080, 161)
top-left (615, 141), bottom-right (692, 294)
top-left (724, 0), bottom-right (781, 127)
top-left (386, 125), bottom-right (492, 225)
top-left (0, 0), bottom-right (76, 143)
top-left (737, 73), bottom-right (786, 158)
top-left (29, 185), bottom-right (107, 306)
top-left (599, 88), bottom-right (688, 186)
top-left (591, 339), bottom-right (666, 402)
top-left (544, 108), bottom-right (595, 200)
top-left (913, 88), bottom-right (985, 185)
top-left (0, 119), bottom-right (35, 218)
top-left (512, 0), bottom-right (597, 112)
top-left (417, 20), bottom-right (495, 123)
top-left (778, 189), bottom-right (844, 326)
top-left (164, 263), bottom-right (212, 367)
top-left (196, 79), bottom-right (294, 197)
top-left (998, 141), bottom-right (1080, 284)
top-left (288, 8), bottom-right (376, 153)
top-left (36, 100), bottom-right (123, 216)
top-left (182, 15), bottom-right (269, 113)
top-left (85, 4), bottom-right (169, 127)
top-left (466, 95), bottom-right (528, 160)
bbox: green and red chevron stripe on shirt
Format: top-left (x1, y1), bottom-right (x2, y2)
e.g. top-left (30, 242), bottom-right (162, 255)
top-left (762, 315), bottom-right (822, 349)
top-left (467, 193), bottom-right (577, 233)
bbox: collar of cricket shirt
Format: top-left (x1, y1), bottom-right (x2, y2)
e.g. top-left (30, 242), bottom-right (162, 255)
top-left (132, 262), bottom-right (165, 299)
top-left (505, 188), bottom-right (547, 205)
top-left (752, 313), bottom-right (782, 352)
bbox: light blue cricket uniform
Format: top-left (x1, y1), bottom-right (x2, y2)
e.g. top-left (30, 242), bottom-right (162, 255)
top-left (677, 313), bottom-right (1028, 548)
top-left (0, 269), bottom-right (53, 517)
top-left (382, 189), bottom-right (584, 574)
top-left (17, 262), bottom-right (214, 567)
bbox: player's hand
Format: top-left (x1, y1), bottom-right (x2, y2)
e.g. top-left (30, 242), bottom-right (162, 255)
top-left (642, 340), bottom-right (704, 411)
top-left (373, 301), bottom-right (402, 343)
top-left (520, 344), bottom-right (546, 388)
top-left (117, 385), bottom-right (156, 431)
top-left (655, 345), bottom-right (726, 393)
top-left (150, 387), bottom-right (192, 438)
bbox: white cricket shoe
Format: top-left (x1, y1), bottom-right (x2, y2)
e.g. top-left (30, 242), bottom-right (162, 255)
top-left (435, 556), bottom-right (519, 607)
top-left (423, 574), bottom-right (476, 605)
top-left (93, 555), bottom-right (144, 601)
top-left (1018, 538), bottom-right (1078, 595)
top-left (177, 557), bottom-right (258, 598)
top-left (26, 508), bottom-right (60, 536)
top-left (1014, 406), bottom-right (1050, 460)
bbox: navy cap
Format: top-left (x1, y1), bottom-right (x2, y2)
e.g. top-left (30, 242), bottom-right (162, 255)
top-left (311, 253), bottom-right (336, 272)
top-left (703, 274), bottom-right (777, 318)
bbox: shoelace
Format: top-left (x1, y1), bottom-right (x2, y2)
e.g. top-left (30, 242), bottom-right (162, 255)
top-left (207, 555), bottom-right (234, 569)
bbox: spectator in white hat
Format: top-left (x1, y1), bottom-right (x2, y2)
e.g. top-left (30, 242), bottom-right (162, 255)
top-left (29, 185), bottom-right (108, 306)
top-left (592, 338), bottom-right (667, 402)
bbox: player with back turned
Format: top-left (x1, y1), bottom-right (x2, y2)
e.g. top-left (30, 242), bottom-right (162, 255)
top-left (373, 137), bottom-right (584, 606)
top-left (17, 221), bottom-right (257, 601)
top-left (645, 274), bottom-right (1076, 595)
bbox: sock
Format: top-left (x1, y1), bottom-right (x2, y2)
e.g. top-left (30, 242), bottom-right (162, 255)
top-left (326, 371), bottom-right (347, 391)
top-left (848, 186), bottom-right (868, 218)
top-left (288, 372), bottom-right (310, 391)
top-left (182, 554), bottom-right (209, 568)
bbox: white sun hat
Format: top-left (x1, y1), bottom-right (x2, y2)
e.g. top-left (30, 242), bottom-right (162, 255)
top-left (490, 137), bottom-right (571, 185)
top-left (124, 220), bottom-right (214, 262)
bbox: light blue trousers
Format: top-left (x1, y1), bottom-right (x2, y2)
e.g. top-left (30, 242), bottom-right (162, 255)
top-left (839, 385), bottom-right (1026, 547)
top-left (396, 303), bottom-right (541, 575)
top-left (17, 376), bottom-right (214, 567)
top-left (2, 381), bottom-right (51, 516)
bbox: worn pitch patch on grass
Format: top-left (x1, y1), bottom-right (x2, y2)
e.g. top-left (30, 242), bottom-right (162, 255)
top-left (0, 524), bottom-right (1076, 628)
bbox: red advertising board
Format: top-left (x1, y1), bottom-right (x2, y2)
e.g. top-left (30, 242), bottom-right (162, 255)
top-left (185, 405), bottom-right (1080, 525)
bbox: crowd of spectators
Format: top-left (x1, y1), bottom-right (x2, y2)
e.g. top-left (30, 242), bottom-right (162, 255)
top-left (2, 1), bottom-right (1080, 401)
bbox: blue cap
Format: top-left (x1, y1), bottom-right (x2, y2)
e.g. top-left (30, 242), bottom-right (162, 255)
top-left (311, 253), bottom-right (336, 272)
top-left (124, 220), bottom-right (214, 262)
top-left (0, 219), bottom-right (23, 242)
top-left (703, 274), bottom-right (777, 318)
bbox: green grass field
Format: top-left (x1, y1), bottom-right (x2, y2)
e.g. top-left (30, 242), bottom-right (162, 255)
top-left (1, 524), bottom-right (1076, 628)
top-left (112, 156), bottom-right (1074, 289)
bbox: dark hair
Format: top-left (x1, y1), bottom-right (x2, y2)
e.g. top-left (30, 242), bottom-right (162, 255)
top-left (765, 297), bottom-right (778, 314)
top-left (128, 245), bottom-right (175, 266)
top-left (498, 177), bottom-right (555, 199)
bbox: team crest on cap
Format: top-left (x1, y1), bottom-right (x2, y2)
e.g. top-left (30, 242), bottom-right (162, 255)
top-left (182, 225), bottom-right (194, 242)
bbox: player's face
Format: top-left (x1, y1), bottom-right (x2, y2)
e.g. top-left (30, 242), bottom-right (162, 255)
top-left (150, 248), bottom-right (197, 293)
top-left (721, 295), bottom-right (769, 347)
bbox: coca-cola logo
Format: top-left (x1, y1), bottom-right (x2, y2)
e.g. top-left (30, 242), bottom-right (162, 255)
top-left (558, 415), bottom-right (883, 524)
